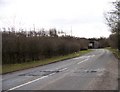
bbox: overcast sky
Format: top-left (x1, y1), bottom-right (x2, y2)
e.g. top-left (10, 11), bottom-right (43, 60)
top-left (0, 0), bottom-right (116, 38)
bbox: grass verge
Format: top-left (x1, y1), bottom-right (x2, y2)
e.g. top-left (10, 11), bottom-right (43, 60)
top-left (106, 47), bottom-right (120, 59)
top-left (2, 49), bottom-right (92, 74)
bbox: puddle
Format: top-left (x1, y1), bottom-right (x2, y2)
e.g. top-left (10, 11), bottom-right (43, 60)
top-left (72, 68), bottom-right (106, 78)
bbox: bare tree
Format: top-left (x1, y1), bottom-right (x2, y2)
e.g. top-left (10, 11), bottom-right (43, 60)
top-left (105, 0), bottom-right (120, 50)
top-left (49, 28), bottom-right (58, 37)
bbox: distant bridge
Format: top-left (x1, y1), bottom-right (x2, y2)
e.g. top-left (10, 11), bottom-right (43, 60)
top-left (88, 41), bottom-right (100, 49)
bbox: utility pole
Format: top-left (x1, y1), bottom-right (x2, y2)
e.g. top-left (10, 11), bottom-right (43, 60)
top-left (13, 15), bottom-right (16, 31)
top-left (33, 24), bottom-right (35, 31)
top-left (71, 26), bottom-right (72, 36)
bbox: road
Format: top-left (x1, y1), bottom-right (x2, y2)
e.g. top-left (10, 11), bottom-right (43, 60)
top-left (2, 49), bottom-right (118, 91)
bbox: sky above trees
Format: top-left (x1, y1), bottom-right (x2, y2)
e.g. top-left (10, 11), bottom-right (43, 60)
top-left (0, 0), bottom-right (116, 38)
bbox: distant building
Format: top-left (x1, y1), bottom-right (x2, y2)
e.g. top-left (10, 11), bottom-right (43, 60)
top-left (88, 41), bottom-right (100, 49)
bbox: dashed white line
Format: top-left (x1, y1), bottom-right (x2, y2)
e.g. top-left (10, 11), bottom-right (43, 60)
top-left (77, 58), bottom-right (89, 64)
top-left (60, 68), bottom-right (67, 71)
top-left (5, 54), bottom-right (93, 91)
top-left (7, 76), bottom-right (48, 91)
top-left (6, 67), bottom-right (68, 91)
top-left (48, 73), bottom-right (56, 76)
top-left (75, 55), bottom-right (95, 60)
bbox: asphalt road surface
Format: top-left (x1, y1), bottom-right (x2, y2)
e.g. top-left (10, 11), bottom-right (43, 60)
top-left (2, 49), bottom-right (118, 91)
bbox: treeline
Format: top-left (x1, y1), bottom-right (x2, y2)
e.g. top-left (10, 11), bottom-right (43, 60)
top-left (2, 30), bottom-right (88, 64)
top-left (105, 0), bottom-right (120, 51)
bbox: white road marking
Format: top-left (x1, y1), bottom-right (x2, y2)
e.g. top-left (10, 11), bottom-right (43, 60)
top-left (60, 68), bottom-right (67, 71)
top-left (7, 76), bottom-right (48, 91)
top-left (77, 58), bottom-right (89, 64)
top-left (91, 55), bottom-right (95, 57)
top-left (48, 73), bottom-right (56, 76)
top-left (6, 68), bottom-right (68, 91)
top-left (75, 56), bottom-right (88, 59)
top-left (75, 55), bottom-right (95, 60)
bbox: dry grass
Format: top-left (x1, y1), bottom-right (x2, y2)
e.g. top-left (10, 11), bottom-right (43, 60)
top-left (106, 47), bottom-right (120, 59)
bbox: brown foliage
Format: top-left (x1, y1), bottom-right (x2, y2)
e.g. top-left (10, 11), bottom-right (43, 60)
top-left (2, 30), bottom-right (89, 64)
